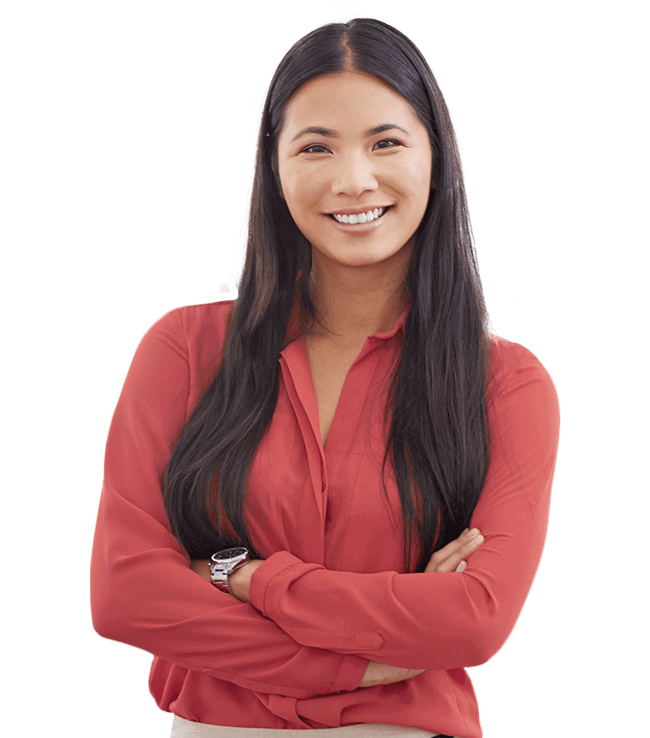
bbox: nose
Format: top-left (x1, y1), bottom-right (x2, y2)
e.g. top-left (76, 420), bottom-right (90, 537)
top-left (330, 150), bottom-right (378, 197)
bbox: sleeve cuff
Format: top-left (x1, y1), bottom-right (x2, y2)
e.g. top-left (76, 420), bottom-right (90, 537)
top-left (249, 551), bottom-right (368, 693)
top-left (249, 550), bottom-right (308, 617)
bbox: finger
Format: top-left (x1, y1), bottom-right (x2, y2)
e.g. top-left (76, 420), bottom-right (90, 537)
top-left (434, 528), bottom-right (479, 561)
top-left (440, 532), bottom-right (483, 572)
top-left (438, 534), bottom-right (482, 573)
top-left (425, 529), bottom-right (484, 573)
top-left (455, 560), bottom-right (467, 573)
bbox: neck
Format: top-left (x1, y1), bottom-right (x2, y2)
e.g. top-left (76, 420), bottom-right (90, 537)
top-left (306, 242), bottom-right (413, 341)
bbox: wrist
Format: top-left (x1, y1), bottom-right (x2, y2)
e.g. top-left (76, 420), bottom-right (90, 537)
top-left (190, 559), bottom-right (212, 583)
top-left (229, 560), bottom-right (264, 603)
top-left (193, 549), bottom-right (264, 602)
top-left (228, 562), bottom-right (250, 602)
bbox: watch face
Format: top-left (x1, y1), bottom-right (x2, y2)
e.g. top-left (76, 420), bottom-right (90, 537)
top-left (212, 547), bottom-right (248, 562)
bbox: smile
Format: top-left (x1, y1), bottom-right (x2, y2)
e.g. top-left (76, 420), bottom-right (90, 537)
top-left (329, 207), bottom-right (388, 224)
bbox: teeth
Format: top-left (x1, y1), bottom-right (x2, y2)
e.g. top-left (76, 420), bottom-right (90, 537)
top-left (333, 207), bottom-right (385, 224)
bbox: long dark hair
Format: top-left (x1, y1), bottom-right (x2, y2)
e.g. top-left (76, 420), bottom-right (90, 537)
top-left (163, 18), bottom-right (490, 573)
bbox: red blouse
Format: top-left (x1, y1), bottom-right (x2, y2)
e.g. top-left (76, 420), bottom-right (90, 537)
top-left (91, 300), bottom-right (560, 738)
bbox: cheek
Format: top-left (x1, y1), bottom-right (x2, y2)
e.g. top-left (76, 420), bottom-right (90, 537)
top-left (405, 158), bottom-right (433, 198)
top-left (279, 163), bottom-right (324, 215)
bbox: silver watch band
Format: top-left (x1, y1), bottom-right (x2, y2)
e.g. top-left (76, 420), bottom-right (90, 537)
top-left (209, 547), bottom-right (250, 594)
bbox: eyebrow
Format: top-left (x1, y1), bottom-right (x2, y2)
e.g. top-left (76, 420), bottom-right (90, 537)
top-left (289, 123), bottom-right (411, 143)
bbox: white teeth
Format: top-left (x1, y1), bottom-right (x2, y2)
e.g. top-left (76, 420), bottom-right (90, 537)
top-left (332, 207), bottom-right (385, 224)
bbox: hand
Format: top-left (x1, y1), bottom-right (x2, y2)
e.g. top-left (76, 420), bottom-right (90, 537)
top-left (425, 527), bottom-right (484, 574)
top-left (359, 660), bottom-right (425, 688)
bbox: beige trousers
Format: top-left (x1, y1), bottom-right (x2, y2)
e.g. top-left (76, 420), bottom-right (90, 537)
top-left (171, 715), bottom-right (453, 737)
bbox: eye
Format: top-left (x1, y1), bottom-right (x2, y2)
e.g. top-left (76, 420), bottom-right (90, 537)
top-left (301, 144), bottom-right (331, 154)
top-left (375, 138), bottom-right (402, 149)
top-left (300, 140), bottom-right (401, 154)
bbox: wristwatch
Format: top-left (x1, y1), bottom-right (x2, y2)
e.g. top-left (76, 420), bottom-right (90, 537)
top-left (209, 547), bottom-right (250, 594)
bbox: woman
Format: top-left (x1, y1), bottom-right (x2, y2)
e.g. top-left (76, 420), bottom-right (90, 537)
top-left (91, 18), bottom-right (560, 738)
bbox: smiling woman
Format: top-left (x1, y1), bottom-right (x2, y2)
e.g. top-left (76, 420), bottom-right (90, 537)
top-left (91, 17), bottom-right (559, 738)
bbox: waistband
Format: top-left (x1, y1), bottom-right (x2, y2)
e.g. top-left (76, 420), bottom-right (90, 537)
top-left (171, 715), bottom-right (448, 737)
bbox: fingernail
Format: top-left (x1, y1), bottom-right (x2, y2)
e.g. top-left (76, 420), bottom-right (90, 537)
top-left (467, 528), bottom-right (480, 539)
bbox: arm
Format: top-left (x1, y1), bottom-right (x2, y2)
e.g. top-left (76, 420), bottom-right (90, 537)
top-left (191, 529), bottom-right (485, 686)
top-left (90, 309), bottom-right (367, 699)
top-left (194, 528), bottom-right (484, 603)
top-left (243, 344), bottom-right (560, 670)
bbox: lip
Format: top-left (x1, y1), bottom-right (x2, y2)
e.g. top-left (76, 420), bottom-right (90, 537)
top-left (326, 205), bottom-right (392, 216)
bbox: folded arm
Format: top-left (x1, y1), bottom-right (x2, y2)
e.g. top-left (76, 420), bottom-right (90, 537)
top-left (244, 347), bottom-right (560, 671)
top-left (90, 310), bottom-right (367, 699)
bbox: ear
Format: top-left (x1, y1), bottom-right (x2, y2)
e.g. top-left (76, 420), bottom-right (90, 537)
top-left (430, 179), bottom-right (437, 190)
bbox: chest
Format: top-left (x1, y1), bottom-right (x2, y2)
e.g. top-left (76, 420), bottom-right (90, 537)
top-left (304, 336), bottom-right (366, 446)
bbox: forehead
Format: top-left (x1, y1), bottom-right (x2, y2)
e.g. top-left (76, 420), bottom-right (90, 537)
top-left (280, 71), bottom-right (422, 138)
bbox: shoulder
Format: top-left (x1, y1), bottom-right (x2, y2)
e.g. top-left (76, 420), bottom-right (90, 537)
top-left (488, 335), bottom-right (557, 398)
top-left (147, 299), bottom-right (235, 345)
top-left (127, 299), bottom-right (235, 396)
top-left (123, 300), bottom-right (234, 406)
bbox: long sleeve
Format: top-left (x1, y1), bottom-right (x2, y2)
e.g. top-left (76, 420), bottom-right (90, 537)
top-left (90, 307), bottom-right (367, 699)
top-left (248, 341), bottom-right (560, 671)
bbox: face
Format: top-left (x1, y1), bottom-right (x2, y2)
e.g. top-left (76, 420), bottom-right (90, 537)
top-left (276, 71), bottom-right (433, 271)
